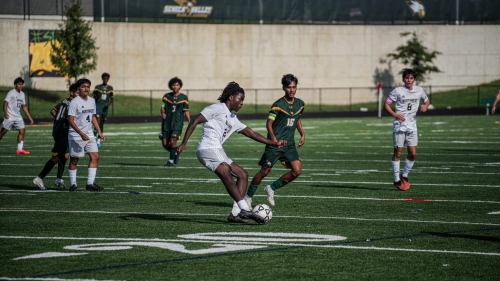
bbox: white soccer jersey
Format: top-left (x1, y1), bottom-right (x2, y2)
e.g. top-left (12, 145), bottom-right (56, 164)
top-left (3, 89), bottom-right (25, 120)
top-left (67, 95), bottom-right (96, 140)
top-left (388, 85), bottom-right (428, 132)
top-left (197, 103), bottom-right (247, 151)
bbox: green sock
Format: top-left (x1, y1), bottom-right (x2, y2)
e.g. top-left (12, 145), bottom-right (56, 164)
top-left (246, 185), bottom-right (258, 197)
top-left (270, 179), bottom-right (285, 191)
top-left (169, 148), bottom-right (177, 160)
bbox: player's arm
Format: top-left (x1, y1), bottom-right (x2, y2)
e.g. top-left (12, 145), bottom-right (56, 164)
top-left (106, 93), bottom-right (114, 107)
top-left (240, 127), bottom-right (286, 148)
top-left (21, 104), bottom-right (34, 125)
top-left (266, 118), bottom-right (277, 142)
top-left (176, 113), bottom-right (207, 154)
top-left (492, 92), bottom-right (500, 114)
top-left (184, 110), bottom-right (191, 123)
top-left (91, 115), bottom-right (104, 141)
top-left (50, 108), bottom-right (57, 118)
top-left (296, 119), bottom-right (305, 147)
top-left (161, 103), bottom-right (166, 119)
top-left (3, 101), bottom-right (8, 119)
top-left (420, 98), bottom-right (430, 112)
top-left (384, 97), bottom-right (405, 122)
top-left (68, 115), bottom-right (90, 141)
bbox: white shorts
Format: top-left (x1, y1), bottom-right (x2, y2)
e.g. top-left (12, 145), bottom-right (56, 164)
top-left (2, 117), bottom-right (25, 131)
top-left (393, 131), bottom-right (418, 148)
top-left (196, 148), bottom-right (233, 172)
top-left (69, 138), bottom-right (98, 158)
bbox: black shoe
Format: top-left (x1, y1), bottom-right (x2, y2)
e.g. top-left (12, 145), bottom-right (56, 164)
top-left (227, 213), bottom-right (252, 223)
top-left (158, 134), bottom-right (163, 140)
top-left (174, 153), bottom-right (179, 164)
top-left (164, 162), bottom-right (174, 167)
top-left (69, 184), bottom-right (78, 192)
top-left (238, 209), bottom-right (265, 224)
top-left (86, 183), bottom-right (103, 192)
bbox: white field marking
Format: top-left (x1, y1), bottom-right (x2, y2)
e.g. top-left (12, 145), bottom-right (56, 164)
top-left (2, 235), bottom-right (500, 258)
top-left (0, 175), bottom-right (500, 188)
top-left (1, 210), bottom-right (499, 226)
top-left (178, 232), bottom-right (346, 242)
top-left (488, 211), bottom-right (500, 215)
top-left (123, 185), bottom-right (151, 188)
top-left (13, 252), bottom-right (87, 260)
top-left (0, 277), bottom-right (123, 281)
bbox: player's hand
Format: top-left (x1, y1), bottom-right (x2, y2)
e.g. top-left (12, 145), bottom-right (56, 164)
top-left (420, 104), bottom-right (428, 112)
top-left (492, 107), bottom-right (496, 115)
top-left (177, 144), bottom-right (186, 154)
top-left (4, 114), bottom-right (9, 119)
top-left (80, 133), bottom-right (90, 141)
top-left (297, 135), bottom-right (305, 147)
top-left (99, 133), bottom-right (105, 141)
top-left (395, 114), bottom-right (405, 122)
top-left (274, 140), bottom-right (287, 148)
top-left (29, 118), bottom-right (34, 125)
top-left (162, 113), bottom-right (166, 119)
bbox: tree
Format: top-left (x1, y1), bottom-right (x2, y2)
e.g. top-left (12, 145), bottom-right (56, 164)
top-left (387, 32), bottom-right (441, 84)
top-left (51, 0), bottom-right (98, 86)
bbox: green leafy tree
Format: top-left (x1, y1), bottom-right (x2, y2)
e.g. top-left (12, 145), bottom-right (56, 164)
top-left (387, 32), bottom-right (441, 84)
top-left (51, 0), bottom-right (98, 86)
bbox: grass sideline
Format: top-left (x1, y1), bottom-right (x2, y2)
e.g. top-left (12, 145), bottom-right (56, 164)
top-left (0, 115), bottom-right (499, 280)
top-left (1, 79), bottom-right (499, 119)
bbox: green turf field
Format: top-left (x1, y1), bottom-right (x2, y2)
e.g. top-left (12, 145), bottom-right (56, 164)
top-left (1, 115), bottom-right (499, 280)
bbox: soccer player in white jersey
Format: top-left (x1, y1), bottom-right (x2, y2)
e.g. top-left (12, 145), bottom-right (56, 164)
top-left (384, 68), bottom-right (430, 190)
top-left (0, 77), bottom-right (34, 154)
top-left (177, 82), bottom-right (287, 224)
top-left (67, 78), bottom-right (105, 192)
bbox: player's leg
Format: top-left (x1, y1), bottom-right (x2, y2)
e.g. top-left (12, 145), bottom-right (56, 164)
top-left (401, 132), bottom-right (418, 189)
top-left (68, 139), bottom-right (85, 191)
top-left (246, 149), bottom-right (278, 201)
top-left (33, 153), bottom-right (60, 190)
top-left (391, 131), bottom-right (408, 190)
top-left (0, 127), bottom-right (8, 140)
top-left (85, 138), bottom-right (102, 191)
top-left (167, 136), bottom-right (178, 165)
top-left (264, 149), bottom-right (301, 206)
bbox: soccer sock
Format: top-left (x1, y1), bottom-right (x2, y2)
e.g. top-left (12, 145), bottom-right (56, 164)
top-left (246, 184), bottom-right (258, 197)
top-left (232, 201), bottom-right (241, 216)
top-left (402, 159), bottom-right (414, 178)
top-left (270, 178), bottom-right (285, 191)
top-left (392, 160), bottom-right (401, 182)
top-left (69, 169), bottom-right (77, 186)
top-left (38, 159), bottom-right (57, 179)
top-left (17, 141), bottom-right (23, 150)
top-left (237, 199), bottom-right (250, 211)
top-left (169, 148), bottom-right (176, 160)
top-left (87, 168), bottom-right (97, 185)
top-left (57, 157), bottom-right (67, 179)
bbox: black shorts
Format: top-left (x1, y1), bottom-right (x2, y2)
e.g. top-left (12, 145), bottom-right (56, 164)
top-left (51, 134), bottom-right (69, 157)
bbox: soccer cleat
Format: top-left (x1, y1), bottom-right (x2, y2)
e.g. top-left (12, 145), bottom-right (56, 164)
top-left (394, 180), bottom-right (409, 191)
top-left (264, 185), bottom-right (275, 206)
top-left (54, 179), bottom-right (67, 188)
top-left (86, 183), bottom-right (104, 192)
top-left (164, 162), bottom-right (174, 167)
top-left (244, 195), bottom-right (253, 209)
top-left (227, 213), bottom-right (252, 224)
top-left (174, 153), bottom-right (180, 164)
top-left (401, 175), bottom-right (411, 190)
top-left (16, 149), bottom-right (30, 155)
top-left (69, 184), bottom-right (78, 192)
top-left (33, 176), bottom-right (46, 190)
top-left (238, 209), bottom-right (266, 224)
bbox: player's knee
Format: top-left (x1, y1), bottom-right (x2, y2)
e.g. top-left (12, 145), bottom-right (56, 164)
top-left (407, 153), bottom-right (416, 161)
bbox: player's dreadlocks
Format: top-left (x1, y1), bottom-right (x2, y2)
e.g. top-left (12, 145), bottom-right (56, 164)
top-left (218, 81), bottom-right (245, 102)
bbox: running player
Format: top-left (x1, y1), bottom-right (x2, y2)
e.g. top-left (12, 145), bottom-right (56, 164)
top-left (67, 78), bottom-right (105, 192)
top-left (384, 68), bottom-right (430, 190)
top-left (160, 77), bottom-right (190, 167)
top-left (244, 74), bottom-right (305, 207)
top-left (0, 77), bottom-right (34, 154)
top-left (176, 82), bottom-right (287, 224)
top-left (92, 72), bottom-right (114, 148)
top-left (33, 84), bottom-right (79, 189)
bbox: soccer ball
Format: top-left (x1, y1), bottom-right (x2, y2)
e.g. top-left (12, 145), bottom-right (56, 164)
top-left (252, 204), bottom-right (273, 223)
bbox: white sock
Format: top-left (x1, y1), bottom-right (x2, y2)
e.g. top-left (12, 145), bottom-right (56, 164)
top-left (168, 159), bottom-right (174, 163)
top-left (97, 138), bottom-right (101, 144)
top-left (231, 201), bottom-right (241, 216)
top-left (87, 168), bottom-right (97, 185)
top-left (17, 141), bottom-right (23, 150)
top-left (392, 160), bottom-right (400, 182)
top-left (402, 159), bottom-right (414, 178)
top-left (69, 169), bottom-right (77, 186)
top-left (237, 199), bottom-right (250, 211)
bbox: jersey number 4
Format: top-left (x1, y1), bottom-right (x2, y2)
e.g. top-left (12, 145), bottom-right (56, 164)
top-left (86, 115), bottom-right (91, 122)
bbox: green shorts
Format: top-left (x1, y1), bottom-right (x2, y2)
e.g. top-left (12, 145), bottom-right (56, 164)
top-left (161, 130), bottom-right (182, 140)
top-left (51, 133), bottom-right (69, 157)
top-left (258, 145), bottom-right (300, 169)
top-left (96, 107), bottom-right (109, 120)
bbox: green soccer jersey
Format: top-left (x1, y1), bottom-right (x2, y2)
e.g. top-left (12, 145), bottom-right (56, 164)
top-left (92, 84), bottom-right (114, 114)
top-left (52, 97), bottom-right (73, 137)
top-left (161, 92), bottom-right (189, 132)
top-left (267, 97), bottom-right (305, 147)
